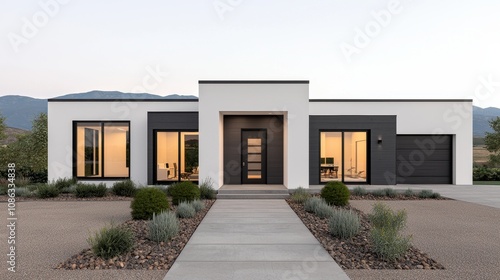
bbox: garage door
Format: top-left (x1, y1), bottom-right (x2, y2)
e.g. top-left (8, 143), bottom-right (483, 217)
top-left (396, 135), bottom-right (452, 184)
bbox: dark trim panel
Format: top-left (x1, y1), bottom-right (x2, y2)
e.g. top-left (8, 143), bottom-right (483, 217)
top-left (72, 120), bottom-right (131, 180)
top-left (310, 116), bottom-right (397, 185)
top-left (199, 80), bottom-right (309, 84)
top-left (147, 112), bottom-right (199, 185)
top-left (49, 99), bottom-right (198, 102)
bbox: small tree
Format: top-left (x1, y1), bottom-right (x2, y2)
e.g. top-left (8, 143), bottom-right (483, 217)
top-left (0, 114), bottom-right (6, 141)
top-left (485, 117), bottom-right (500, 166)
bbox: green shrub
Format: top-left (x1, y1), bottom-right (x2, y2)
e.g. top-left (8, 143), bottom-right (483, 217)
top-left (168, 181), bottom-right (201, 205)
top-left (75, 183), bottom-right (108, 198)
top-left (131, 188), bottom-right (170, 220)
top-left (320, 181), bottom-right (350, 206)
top-left (418, 190), bottom-right (434, 199)
top-left (371, 189), bottom-right (387, 197)
top-left (16, 177), bottom-right (32, 187)
top-left (53, 177), bottom-right (77, 190)
top-left (403, 188), bottom-right (415, 197)
top-left (148, 211), bottom-right (179, 243)
top-left (199, 177), bottom-right (216, 199)
top-left (304, 197), bottom-right (324, 213)
top-left (111, 180), bottom-right (137, 197)
top-left (473, 166), bottom-right (500, 181)
top-left (430, 192), bottom-right (441, 199)
top-left (87, 223), bottom-right (134, 259)
top-left (176, 202), bottom-right (196, 218)
top-left (314, 202), bottom-right (335, 219)
top-left (383, 188), bottom-right (397, 198)
top-left (370, 227), bottom-right (411, 261)
top-left (36, 184), bottom-right (60, 198)
top-left (15, 187), bottom-right (33, 197)
top-left (368, 202), bottom-right (407, 232)
top-left (328, 209), bottom-right (361, 239)
top-left (291, 187), bottom-right (311, 204)
top-left (190, 199), bottom-right (205, 212)
top-left (351, 186), bottom-right (367, 196)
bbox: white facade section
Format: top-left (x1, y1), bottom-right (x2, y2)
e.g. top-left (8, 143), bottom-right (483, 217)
top-left (310, 101), bottom-right (473, 185)
top-left (48, 101), bottom-right (198, 186)
top-left (199, 83), bottom-right (310, 189)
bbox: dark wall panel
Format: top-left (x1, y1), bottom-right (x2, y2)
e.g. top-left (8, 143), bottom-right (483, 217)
top-left (224, 115), bottom-right (283, 184)
top-left (309, 115), bottom-right (397, 185)
top-left (147, 112), bottom-right (199, 185)
top-left (396, 135), bottom-right (452, 184)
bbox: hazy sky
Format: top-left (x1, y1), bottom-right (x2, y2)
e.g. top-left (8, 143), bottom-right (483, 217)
top-left (1, 0), bottom-right (499, 108)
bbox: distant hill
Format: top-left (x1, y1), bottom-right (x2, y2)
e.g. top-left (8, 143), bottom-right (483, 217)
top-left (0, 91), bottom-right (198, 130)
top-left (1, 127), bottom-right (28, 146)
top-left (473, 106), bottom-right (500, 137)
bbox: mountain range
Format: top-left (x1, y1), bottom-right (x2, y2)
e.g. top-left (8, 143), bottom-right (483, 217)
top-left (0, 91), bottom-right (499, 136)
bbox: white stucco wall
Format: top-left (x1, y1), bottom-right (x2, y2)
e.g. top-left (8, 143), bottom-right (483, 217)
top-left (48, 101), bottom-right (198, 186)
top-left (199, 82), bottom-right (310, 189)
top-left (310, 101), bottom-right (473, 185)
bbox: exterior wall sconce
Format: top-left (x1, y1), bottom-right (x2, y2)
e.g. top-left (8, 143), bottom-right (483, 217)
top-left (378, 136), bottom-right (383, 144)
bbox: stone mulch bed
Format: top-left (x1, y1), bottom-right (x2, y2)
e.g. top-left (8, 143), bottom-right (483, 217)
top-left (350, 194), bottom-right (449, 201)
top-left (287, 200), bottom-right (445, 270)
top-left (0, 193), bottom-right (134, 202)
top-left (56, 199), bottom-right (215, 270)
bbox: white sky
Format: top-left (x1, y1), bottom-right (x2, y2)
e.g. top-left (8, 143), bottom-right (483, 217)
top-left (1, 0), bottom-right (499, 108)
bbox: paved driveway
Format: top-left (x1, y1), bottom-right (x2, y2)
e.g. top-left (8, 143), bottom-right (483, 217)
top-left (0, 201), bottom-right (165, 280)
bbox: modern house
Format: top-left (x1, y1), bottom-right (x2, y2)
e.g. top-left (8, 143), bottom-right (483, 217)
top-left (47, 81), bottom-right (473, 189)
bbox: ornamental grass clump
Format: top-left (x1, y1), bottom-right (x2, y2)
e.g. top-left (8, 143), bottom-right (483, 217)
top-left (111, 180), bottom-right (137, 197)
top-left (75, 183), bottom-right (107, 198)
top-left (328, 209), bottom-right (361, 239)
top-left (418, 189), bottom-right (440, 199)
top-left (313, 201), bottom-right (335, 219)
top-left (291, 187), bottom-right (311, 204)
top-left (190, 199), bottom-right (205, 212)
top-left (304, 197), bottom-right (324, 213)
top-left (383, 188), bottom-right (397, 198)
top-left (36, 184), bottom-right (60, 198)
top-left (53, 177), bottom-right (77, 191)
top-left (403, 188), bottom-right (415, 197)
top-left (320, 181), bottom-right (350, 206)
top-left (351, 186), bottom-right (367, 196)
top-left (87, 223), bottom-right (134, 259)
top-left (199, 177), bottom-right (216, 199)
top-left (176, 202), bottom-right (196, 218)
top-left (368, 202), bottom-right (412, 261)
top-left (148, 211), bottom-right (179, 243)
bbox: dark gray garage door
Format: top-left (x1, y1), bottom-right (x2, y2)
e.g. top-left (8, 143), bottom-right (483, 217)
top-left (396, 135), bottom-right (452, 184)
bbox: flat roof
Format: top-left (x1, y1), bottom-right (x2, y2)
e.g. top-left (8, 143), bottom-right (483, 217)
top-left (198, 80), bottom-right (310, 84)
top-left (47, 98), bottom-right (199, 102)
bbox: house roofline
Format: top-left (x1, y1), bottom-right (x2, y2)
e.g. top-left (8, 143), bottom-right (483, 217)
top-left (310, 99), bottom-right (473, 102)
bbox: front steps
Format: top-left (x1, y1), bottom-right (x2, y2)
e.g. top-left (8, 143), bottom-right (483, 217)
top-left (217, 185), bottom-right (290, 199)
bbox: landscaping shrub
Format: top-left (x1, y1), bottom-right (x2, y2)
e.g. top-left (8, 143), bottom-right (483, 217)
top-left (383, 188), bottom-right (397, 198)
top-left (36, 184), bottom-right (60, 198)
top-left (403, 188), bottom-right (415, 197)
top-left (291, 187), bottom-right (311, 204)
top-left (131, 188), bottom-right (170, 220)
top-left (168, 181), bottom-right (201, 205)
top-left (370, 189), bottom-right (387, 197)
top-left (320, 181), bottom-right (350, 206)
top-left (473, 166), bottom-right (500, 181)
top-left (430, 192), bottom-right (441, 199)
top-left (370, 227), bottom-right (411, 261)
top-left (54, 177), bottom-right (77, 191)
top-left (75, 183), bottom-right (107, 198)
top-left (368, 202), bottom-right (407, 231)
top-left (351, 186), bottom-right (367, 196)
top-left (87, 223), bottom-right (134, 259)
top-left (418, 189), bottom-right (441, 199)
top-left (15, 187), bottom-right (33, 197)
top-left (199, 177), bottom-right (216, 199)
top-left (16, 177), bottom-right (32, 187)
top-left (304, 197), bottom-right (324, 213)
top-left (314, 201), bottom-right (335, 219)
top-left (148, 211), bottom-right (179, 243)
top-left (190, 199), bottom-right (205, 212)
top-left (328, 209), bottom-right (361, 239)
top-left (111, 180), bottom-right (137, 197)
top-left (176, 202), bottom-right (196, 218)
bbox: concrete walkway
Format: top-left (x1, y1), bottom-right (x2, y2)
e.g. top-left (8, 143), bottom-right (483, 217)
top-left (164, 200), bottom-right (349, 280)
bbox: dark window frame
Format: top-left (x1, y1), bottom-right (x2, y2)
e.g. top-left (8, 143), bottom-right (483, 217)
top-left (73, 121), bottom-right (131, 180)
top-left (319, 129), bottom-right (371, 184)
top-left (153, 129), bottom-right (199, 184)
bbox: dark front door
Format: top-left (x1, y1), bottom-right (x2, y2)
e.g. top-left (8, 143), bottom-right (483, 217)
top-left (241, 129), bottom-right (267, 184)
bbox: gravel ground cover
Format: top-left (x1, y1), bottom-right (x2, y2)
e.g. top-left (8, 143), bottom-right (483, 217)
top-left (56, 200), bottom-right (214, 271)
top-left (287, 199), bottom-right (444, 270)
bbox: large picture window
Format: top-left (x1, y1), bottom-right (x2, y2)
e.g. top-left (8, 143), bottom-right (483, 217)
top-left (155, 131), bottom-right (199, 183)
top-left (74, 122), bottom-right (130, 178)
top-left (320, 131), bottom-right (367, 183)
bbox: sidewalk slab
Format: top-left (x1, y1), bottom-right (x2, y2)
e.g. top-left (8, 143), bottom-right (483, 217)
top-left (164, 199), bottom-right (349, 280)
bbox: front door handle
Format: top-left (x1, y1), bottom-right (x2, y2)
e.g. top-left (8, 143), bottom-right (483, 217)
top-left (242, 162), bottom-right (246, 167)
